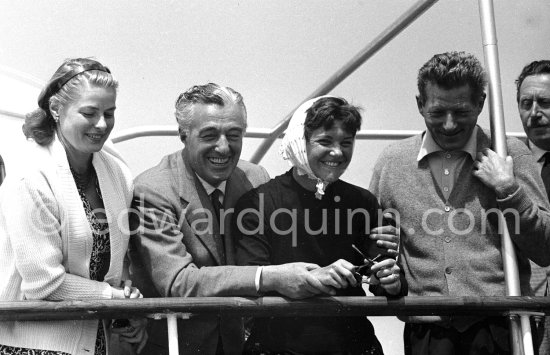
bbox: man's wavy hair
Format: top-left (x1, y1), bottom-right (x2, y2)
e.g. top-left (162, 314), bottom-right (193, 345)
top-left (515, 60), bottom-right (550, 102)
top-left (417, 51), bottom-right (487, 103)
top-left (174, 83), bottom-right (247, 142)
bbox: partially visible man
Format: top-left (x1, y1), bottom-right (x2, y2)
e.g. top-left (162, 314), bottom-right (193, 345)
top-left (516, 60), bottom-right (550, 355)
top-left (370, 52), bottom-right (550, 355)
top-left (129, 83), bottom-right (335, 355)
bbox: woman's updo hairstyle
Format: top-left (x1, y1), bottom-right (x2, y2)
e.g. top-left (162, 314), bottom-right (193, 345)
top-left (22, 58), bottom-right (117, 146)
top-left (303, 96), bottom-right (362, 142)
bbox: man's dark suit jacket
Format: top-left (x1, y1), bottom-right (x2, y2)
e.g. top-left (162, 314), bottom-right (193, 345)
top-left (129, 149), bottom-right (270, 354)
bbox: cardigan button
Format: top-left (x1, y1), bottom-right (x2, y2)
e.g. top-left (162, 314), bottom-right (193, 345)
top-left (445, 267), bottom-right (453, 274)
top-left (444, 206), bottom-right (451, 212)
top-left (445, 236), bottom-right (451, 243)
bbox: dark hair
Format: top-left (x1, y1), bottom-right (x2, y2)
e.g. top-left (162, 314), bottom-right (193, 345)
top-left (515, 60), bottom-right (550, 101)
top-left (22, 58), bottom-right (117, 146)
top-left (174, 83), bottom-right (246, 142)
top-left (303, 97), bottom-right (362, 142)
top-left (417, 51), bottom-right (487, 103)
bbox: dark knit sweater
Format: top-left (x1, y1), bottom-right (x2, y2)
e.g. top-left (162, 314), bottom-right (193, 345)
top-left (234, 169), bottom-right (405, 353)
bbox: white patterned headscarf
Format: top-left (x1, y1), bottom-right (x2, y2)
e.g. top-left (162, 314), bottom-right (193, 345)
top-left (279, 95), bottom-right (334, 200)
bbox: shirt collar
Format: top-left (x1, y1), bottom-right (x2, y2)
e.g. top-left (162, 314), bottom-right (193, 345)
top-left (196, 174), bottom-right (226, 196)
top-left (530, 140), bottom-right (548, 163)
top-left (417, 126), bottom-right (479, 162)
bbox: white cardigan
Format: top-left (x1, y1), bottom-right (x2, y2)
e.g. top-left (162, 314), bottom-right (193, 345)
top-left (0, 137), bottom-right (133, 354)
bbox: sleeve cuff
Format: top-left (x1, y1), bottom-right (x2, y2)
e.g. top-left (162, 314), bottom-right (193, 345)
top-left (496, 185), bottom-right (532, 213)
top-left (496, 184), bottom-right (521, 201)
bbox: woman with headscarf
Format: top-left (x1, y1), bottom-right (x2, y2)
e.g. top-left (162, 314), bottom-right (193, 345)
top-left (0, 58), bottom-right (146, 354)
top-left (233, 96), bottom-right (406, 354)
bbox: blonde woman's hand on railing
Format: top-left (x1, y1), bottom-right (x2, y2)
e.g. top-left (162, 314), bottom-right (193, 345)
top-left (111, 279), bottom-right (142, 299)
top-left (110, 280), bottom-right (148, 353)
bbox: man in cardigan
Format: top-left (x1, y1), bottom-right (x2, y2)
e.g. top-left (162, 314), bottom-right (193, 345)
top-left (128, 83), bottom-right (336, 355)
top-left (369, 51), bottom-right (550, 355)
top-left (516, 60), bottom-right (550, 355)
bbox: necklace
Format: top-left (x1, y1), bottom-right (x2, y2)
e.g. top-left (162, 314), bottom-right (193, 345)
top-left (70, 165), bottom-right (95, 191)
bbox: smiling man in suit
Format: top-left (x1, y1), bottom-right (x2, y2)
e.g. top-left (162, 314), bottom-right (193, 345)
top-left (129, 83), bottom-right (334, 355)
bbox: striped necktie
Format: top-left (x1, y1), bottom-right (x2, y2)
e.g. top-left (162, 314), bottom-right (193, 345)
top-left (210, 188), bottom-right (223, 228)
top-left (210, 189), bottom-right (226, 263)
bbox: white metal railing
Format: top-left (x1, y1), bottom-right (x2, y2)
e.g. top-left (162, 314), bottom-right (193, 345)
top-left (2, 296), bottom-right (549, 322)
top-left (0, 296), bottom-right (547, 355)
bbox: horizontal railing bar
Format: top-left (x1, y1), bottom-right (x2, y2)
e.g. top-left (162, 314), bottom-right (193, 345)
top-left (111, 126), bottom-right (179, 142)
top-left (110, 126), bottom-right (527, 144)
top-left (1, 296), bottom-right (549, 321)
top-left (355, 130), bottom-right (526, 140)
top-left (110, 126), bottom-right (274, 143)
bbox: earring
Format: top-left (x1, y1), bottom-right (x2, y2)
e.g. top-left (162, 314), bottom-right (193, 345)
top-left (53, 115), bottom-right (59, 123)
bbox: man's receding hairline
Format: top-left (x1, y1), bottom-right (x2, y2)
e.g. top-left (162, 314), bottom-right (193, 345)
top-left (520, 73), bottom-right (550, 87)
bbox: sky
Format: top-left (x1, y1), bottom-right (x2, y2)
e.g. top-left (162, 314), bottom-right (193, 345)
top-left (2, 0), bottom-right (549, 184)
top-left (1, 1), bottom-right (550, 353)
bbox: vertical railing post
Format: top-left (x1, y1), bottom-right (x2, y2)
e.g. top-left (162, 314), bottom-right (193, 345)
top-left (521, 315), bottom-right (535, 353)
top-left (478, 0), bottom-right (533, 354)
top-left (166, 314), bottom-right (179, 355)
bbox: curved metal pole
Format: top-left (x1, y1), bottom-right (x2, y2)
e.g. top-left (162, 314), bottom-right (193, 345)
top-left (478, 1), bottom-right (533, 354)
top-left (0, 109), bottom-right (25, 119)
top-left (249, 0), bottom-right (439, 164)
top-left (110, 125), bottom-right (527, 144)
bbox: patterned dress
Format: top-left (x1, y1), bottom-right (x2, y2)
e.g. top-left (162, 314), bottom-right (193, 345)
top-left (78, 171), bottom-right (111, 355)
top-left (0, 169), bottom-right (111, 355)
